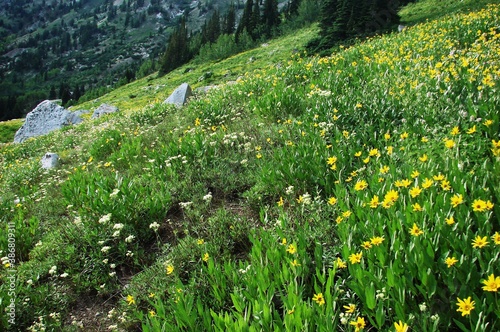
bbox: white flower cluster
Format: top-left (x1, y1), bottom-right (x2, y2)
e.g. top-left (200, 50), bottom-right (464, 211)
top-left (149, 222), bottom-right (160, 231)
top-left (203, 192), bottom-right (213, 202)
top-left (98, 213), bottom-right (112, 224)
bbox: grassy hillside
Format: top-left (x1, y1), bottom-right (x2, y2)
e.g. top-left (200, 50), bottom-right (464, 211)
top-left (1, 1), bottom-right (500, 331)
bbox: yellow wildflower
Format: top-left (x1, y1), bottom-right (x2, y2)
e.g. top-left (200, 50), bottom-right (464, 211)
top-left (450, 194), bottom-right (464, 208)
top-left (456, 297), bottom-right (475, 316)
top-left (354, 180), bottom-right (368, 191)
top-left (445, 216), bottom-right (455, 225)
top-left (472, 235), bottom-right (488, 248)
top-left (126, 295), bottom-right (135, 305)
top-left (481, 274), bottom-right (500, 292)
top-left (344, 303), bottom-right (356, 313)
top-left (410, 223), bottom-right (424, 236)
top-left (445, 256), bottom-right (458, 268)
top-left (394, 321), bottom-right (409, 332)
top-left (287, 244), bottom-right (297, 254)
top-left (335, 257), bottom-right (347, 269)
top-left (370, 236), bottom-right (384, 246)
top-left (350, 317), bottom-right (366, 331)
top-left (349, 252), bottom-right (363, 264)
top-left (312, 293), bottom-right (325, 306)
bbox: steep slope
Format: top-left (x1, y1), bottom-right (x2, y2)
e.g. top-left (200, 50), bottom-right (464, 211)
top-left (0, 1), bottom-right (499, 331)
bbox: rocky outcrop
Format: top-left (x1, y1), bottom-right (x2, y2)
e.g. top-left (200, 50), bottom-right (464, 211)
top-left (14, 100), bottom-right (83, 143)
top-left (92, 104), bottom-right (119, 119)
top-left (163, 83), bottom-right (192, 106)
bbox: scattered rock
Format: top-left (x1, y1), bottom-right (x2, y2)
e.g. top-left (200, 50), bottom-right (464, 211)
top-left (41, 153), bottom-right (59, 169)
top-left (198, 71), bottom-right (213, 82)
top-left (92, 104), bottom-right (119, 119)
top-left (194, 85), bottom-right (216, 94)
top-left (14, 100), bottom-right (83, 143)
top-left (398, 25), bottom-right (406, 32)
top-left (163, 83), bottom-right (192, 106)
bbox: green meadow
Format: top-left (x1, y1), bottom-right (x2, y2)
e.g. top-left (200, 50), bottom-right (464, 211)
top-left (1, 1), bottom-right (499, 330)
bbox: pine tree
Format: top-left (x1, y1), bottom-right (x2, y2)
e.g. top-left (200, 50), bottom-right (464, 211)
top-left (235, 0), bottom-right (253, 42)
top-left (223, 4), bottom-right (236, 35)
top-left (159, 17), bottom-right (191, 75)
top-left (262, 0), bottom-right (280, 38)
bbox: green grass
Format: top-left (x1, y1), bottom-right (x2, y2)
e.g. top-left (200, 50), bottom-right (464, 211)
top-left (73, 27), bottom-right (317, 114)
top-left (399, 0), bottom-right (500, 24)
top-left (1, 1), bottom-right (500, 331)
top-left (0, 119), bottom-right (23, 143)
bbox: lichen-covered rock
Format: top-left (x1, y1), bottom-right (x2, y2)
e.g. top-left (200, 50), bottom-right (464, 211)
top-left (14, 100), bottom-right (82, 143)
top-left (163, 83), bottom-right (192, 106)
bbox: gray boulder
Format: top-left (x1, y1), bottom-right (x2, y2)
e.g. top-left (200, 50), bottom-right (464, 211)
top-left (14, 100), bottom-right (83, 143)
top-left (92, 104), bottom-right (119, 119)
top-left (163, 83), bottom-right (192, 106)
top-left (41, 153), bottom-right (59, 169)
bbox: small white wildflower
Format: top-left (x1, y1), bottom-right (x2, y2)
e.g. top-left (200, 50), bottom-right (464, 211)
top-left (60, 273), bottom-right (68, 278)
top-left (110, 189), bottom-right (120, 198)
top-left (113, 223), bottom-right (124, 230)
top-left (112, 231), bottom-right (120, 238)
top-left (179, 201), bottom-right (193, 209)
top-left (110, 264), bottom-right (116, 269)
top-left (301, 193), bottom-right (312, 205)
top-left (48, 266), bottom-right (57, 275)
top-left (419, 302), bottom-right (427, 312)
top-left (98, 213), bottom-right (112, 224)
top-left (240, 159), bottom-right (248, 165)
top-left (98, 240), bottom-right (105, 245)
top-left (285, 186), bottom-right (294, 195)
top-left (430, 314), bottom-right (439, 321)
top-left (126, 251), bottom-right (134, 257)
top-left (108, 324), bottom-right (118, 330)
top-left (35, 241), bottom-right (43, 247)
top-left (101, 246), bottom-right (111, 253)
top-left (203, 192), bottom-right (213, 202)
top-left (102, 259), bottom-right (109, 264)
top-left (27, 279), bottom-right (33, 285)
top-left (109, 271), bottom-right (116, 277)
top-left (125, 235), bottom-right (135, 243)
top-left (73, 216), bottom-right (82, 226)
top-left (149, 222), bottom-right (160, 231)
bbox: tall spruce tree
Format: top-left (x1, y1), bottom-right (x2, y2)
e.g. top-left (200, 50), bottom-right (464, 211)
top-left (235, 0), bottom-right (254, 42)
top-left (159, 17), bottom-right (190, 75)
top-left (223, 4), bottom-right (236, 35)
top-left (262, 0), bottom-right (280, 37)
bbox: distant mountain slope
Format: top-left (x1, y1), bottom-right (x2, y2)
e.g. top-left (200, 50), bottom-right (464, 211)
top-left (0, 0), bottom-right (239, 119)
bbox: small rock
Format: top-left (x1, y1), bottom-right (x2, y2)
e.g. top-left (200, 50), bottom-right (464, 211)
top-left (92, 104), bottom-right (119, 119)
top-left (41, 153), bottom-right (59, 169)
top-left (163, 83), bottom-right (192, 106)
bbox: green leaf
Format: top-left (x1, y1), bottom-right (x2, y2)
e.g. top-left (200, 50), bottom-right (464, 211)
top-left (365, 283), bottom-right (376, 310)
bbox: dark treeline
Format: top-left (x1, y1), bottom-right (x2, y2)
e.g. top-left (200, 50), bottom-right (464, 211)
top-left (158, 0), bottom-right (415, 76)
top-left (309, 0), bottom-right (416, 51)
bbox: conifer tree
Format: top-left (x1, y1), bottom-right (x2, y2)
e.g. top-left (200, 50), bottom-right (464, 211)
top-left (262, 0), bottom-right (280, 37)
top-left (235, 0), bottom-right (253, 42)
top-left (223, 4), bottom-right (236, 35)
top-left (159, 17), bottom-right (191, 75)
